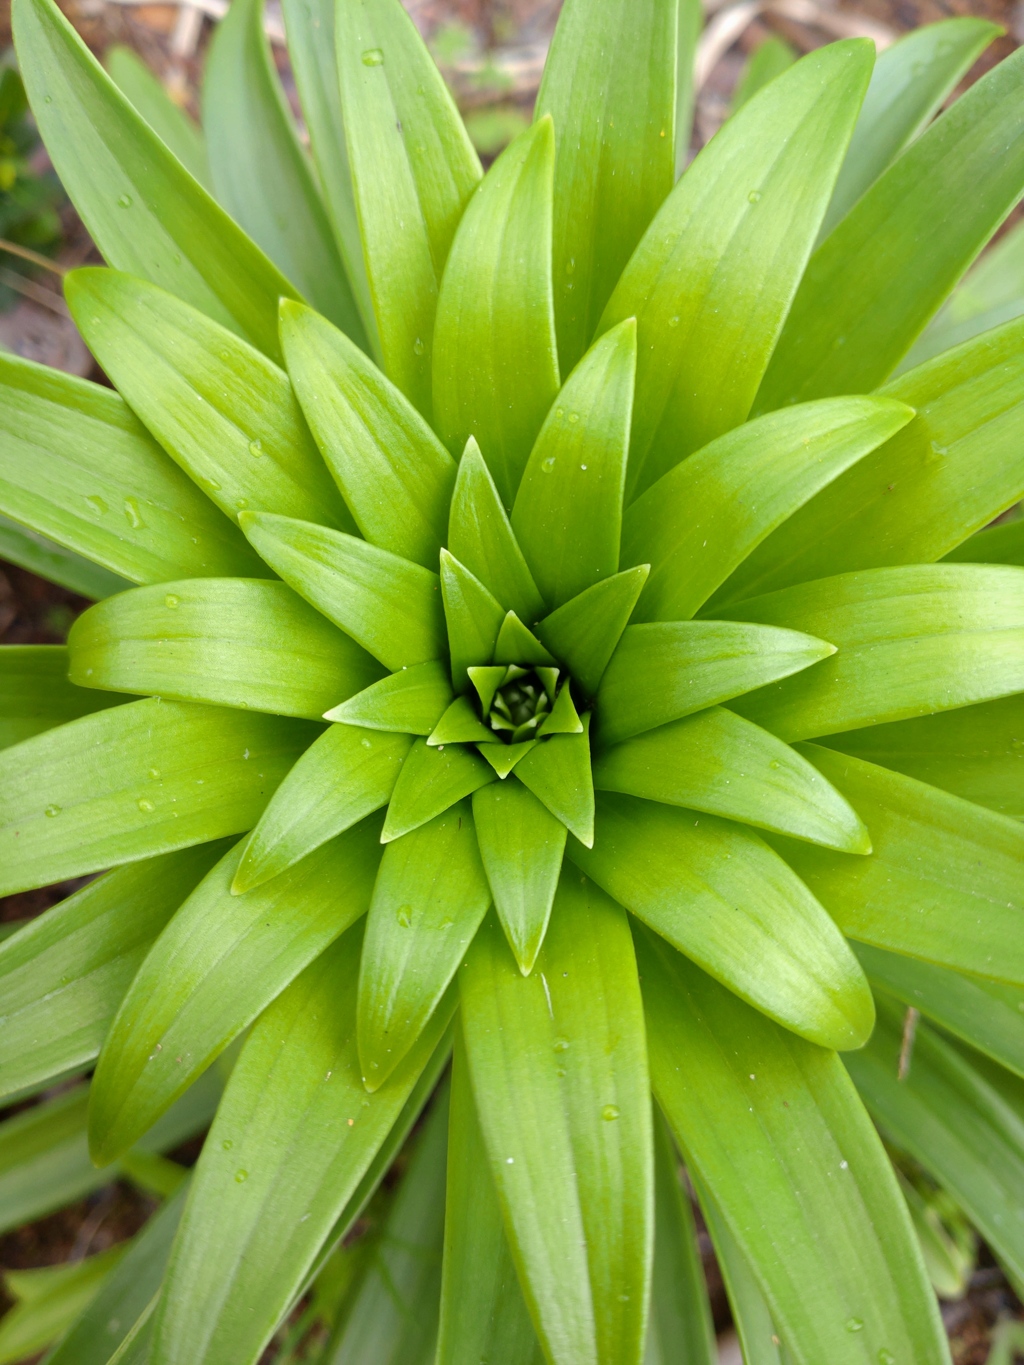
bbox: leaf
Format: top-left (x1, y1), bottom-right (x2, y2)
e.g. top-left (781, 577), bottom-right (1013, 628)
top-left (381, 738), bottom-right (494, 843)
top-left (512, 320), bottom-right (635, 608)
top-left (280, 300), bottom-right (455, 568)
top-left (0, 516), bottom-right (130, 601)
top-left (639, 929), bottom-right (949, 1365)
top-left (358, 802), bottom-right (489, 1089)
top-left (336, 0), bottom-right (481, 416)
top-left (0, 1245), bottom-right (126, 1365)
top-left (732, 37), bottom-right (797, 112)
top-left (433, 117), bottom-right (560, 508)
top-left (448, 437), bottom-right (545, 622)
top-left (106, 45), bottom-right (209, 186)
top-left (600, 40), bottom-right (874, 497)
top-left (478, 740), bottom-right (537, 780)
top-left (0, 645), bottom-right (127, 751)
top-left (90, 821), bottom-right (381, 1163)
top-left (493, 612), bottom-right (556, 667)
top-left (845, 994), bottom-right (1024, 1298)
top-left (440, 549), bottom-right (506, 689)
top-left (725, 565), bottom-right (1024, 741)
top-left (428, 695), bottom-right (494, 746)
top-left (514, 715), bottom-right (594, 846)
top-left (233, 726), bottom-right (410, 893)
top-left (65, 268), bottom-right (351, 532)
top-left (727, 320), bottom-right (1024, 599)
top-left (594, 706), bottom-right (871, 854)
top-left (68, 578), bottom-right (383, 720)
top-left (570, 793), bottom-right (873, 1051)
top-left (460, 881), bottom-right (653, 1365)
top-left (675, 0), bottom-right (701, 176)
top-left (0, 698), bottom-right (318, 897)
top-left (895, 1169), bottom-right (975, 1302)
top-left (820, 18), bottom-right (1001, 239)
top-left (757, 46), bottom-right (1024, 409)
top-left (324, 662), bottom-right (453, 735)
top-left (472, 780), bottom-right (567, 973)
top-left (647, 1114), bottom-right (717, 1365)
top-left (773, 744), bottom-right (1024, 985)
top-left (621, 396), bottom-right (914, 623)
top-left (534, 0), bottom-right (676, 371)
top-left (0, 352), bottom-right (261, 584)
top-left (945, 514), bottom-right (1024, 567)
top-left (46, 1183), bottom-right (187, 1365)
top-left (822, 692), bottom-right (1024, 819)
top-left (596, 621), bottom-right (835, 747)
top-left (0, 1069), bottom-right (221, 1234)
top-left (533, 567), bottom-right (649, 698)
top-left (240, 512), bottom-right (445, 670)
top-left (152, 924), bottom-right (456, 1365)
top-left (437, 1031), bottom-right (543, 1365)
top-left (203, 0), bottom-right (364, 340)
top-left (12, 0), bottom-right (298, 360)
top-left (854, 942), bottom-right (1024, 1080)
top-left (0, 844), bottom-right (225, 1102)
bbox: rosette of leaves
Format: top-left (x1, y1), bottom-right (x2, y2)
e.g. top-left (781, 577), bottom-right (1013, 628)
top-left (1, 0), bottom-right (1024, 1362)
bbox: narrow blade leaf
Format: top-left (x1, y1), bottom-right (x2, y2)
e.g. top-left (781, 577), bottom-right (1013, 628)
top-left (534, 567), bottom-right (649, 698)
top-left (0, 645), bottom-right (126, 751)
top-left (514, 715), bottom-right (594, 846)
top-left (381, 738), bottom-right (494, 843)
top-left (324, 662), bottom-right (453, 736)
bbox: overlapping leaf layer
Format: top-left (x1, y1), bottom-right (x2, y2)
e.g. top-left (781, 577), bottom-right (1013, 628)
top-left (1, 0), bottom-right (1023, 1361)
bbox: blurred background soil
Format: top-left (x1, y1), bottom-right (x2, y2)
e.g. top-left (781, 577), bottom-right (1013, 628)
top-left (0, 0), bottom-right (1021, 1358)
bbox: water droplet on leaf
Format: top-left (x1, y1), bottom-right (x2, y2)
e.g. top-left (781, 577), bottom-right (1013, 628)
top-left (85, 495), bottom-right (108, 516)
top-left (165, 594), bottom-right (180, 608)
top-left (44, 804), bottom-right (61, 818)
top-left (222, 1139), bottom-right (233, 1151)
top-left (235, 1169), bottom-right (248, 1183)
top-left (248, 439), bottom-right (263, 458)
top-left (748, 189), bottom-right (762, 203)
top-left (123, 497), bottom-right (144, 529)
top-left (117, 193), bottom-right (132, 208)
top-left (361, 47), bottom-right (384, 65)
top-left (601, 1105), bottom-right (620, 1121)
top-left (413, 337), bottom-right (425, 356)
top-left (845, 1318), bottom-right (864, 1333)
top-left (397, 905), bottom-right (412, 927)
top-left (138, 799), bottom-right (155, 813)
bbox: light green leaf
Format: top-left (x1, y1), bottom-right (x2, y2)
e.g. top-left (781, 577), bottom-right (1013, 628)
top-left (13, 0), bottom-right (298, 359)
top-left (493, 612), bottom-right (556, 667)
top-left (0, 516), bottom-right (130, 600)
top-left (845, 995), bottom-right (1024, 1298)
top-left (535, 0), bottom-right (676, 371)
top-left (91, 819), bottom-right (381, 1163)
top-left (538, 683), bottom-right (583, 738)
top-left (65, 268), bottom-right (351, 532)
top-left (0, 645), bottom-right (127, 751)
top-left (639, 929), bottom-right (949, 1365)
top-left (822, 692), bottom-right (1024, 819)
top-left (152, 923), bottom-right (456, 1365)
top-left (512, 320), bottom-right (635, 608)
top-left (280, 300), bottom-right (455, 568)
top-left (534, 567), bottom-right (649, 698)
top-left (472, 780), bottom-right (567, 973)
top-left (203, 0), bottom-right (363, 340)
top-left (437, 1031), bottom-right (543, 1365)
top-left (233, 725), bottom-right (410, 893)
top-left (241, 512), bottom-right (445, 670)
top-left (460, 880), bottom-right (653, 1365)
top-left (821, 19), bottom-right (1001, 239)
top-left (675, 0), bottom-right (701, 177)
top-left (594, 706), bottom-right (870, 854)
top-left (0, 352), bottom-right (262, 584)
top-left (440, 549), bottom-right (506, 689)
top-left (448, 437), bottom-right (545, 622)
top-left (596, 620), bottom-right (835, 747)
top-left (728, 320), bottom-right (1024, 598)
top-left (571, 793), bottom-right (873, 1051)
top-left (433, 117), bottom-right (560, 508)
top-left (478, 740), bottom-right (537, 780)
top-left (514, 714), bottom-right (594, 846)
top-left (896, 1168), bottom-right (975, 1302)
top-left (280, 0), bottom-right (374, 349)
top-left (0, 697), bottom-right (317, 896)
top-left (647, 1114), bottom-right (717, 1365)
top-left (359, 802), bottom-right (489, 1088)
top-left (622, 396), bottom-right (914, 623)
top-left (726, 565), bottom-right (1024, 740)
top-left (732, 37), bottom-right (797, 112)
top-left (336, 0), bottom-right (481, 416)
top-left (945, 514), bottom-right (1024, 567)
top-left (600, 40), bottom-right (873, 496)
top-left (106, 44), bottom-right (209, 186)
top-left (68, 578), bottom-right (383, 719)
top-left (773, 744), bottom-right (1024, 984)
top-left (757, 46), bottom-right (1024, 409)
top-left (0, 1245), bottom-right (126, 1365)
top-left (428, 695), bottom-right (494, 746)
top-left (854, 942), bottom-right (1024, 1080)
top-left (0, 844), bottom-right (225, 1102)
top-left (324, 662), bottom-right (453, 735)
top-left (381, 738), bottom-right (494, 843)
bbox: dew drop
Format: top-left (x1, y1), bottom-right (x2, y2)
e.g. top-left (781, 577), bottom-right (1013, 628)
top-left (667, 315), bottom-right (680, 328)
top-left (361, 738), bottom-right (372, 748)
top-left (44, 804), bottom-right (61, 818)
top-left (164, 594), bottom-right (180, 608)
top-left (138, 799), bottom-right (155, 813)
top-left (220, 350), bottom-right (230, 361)
top-left (204, 478), bottom-right (222, 492)
top-left (43, 94), bottom-right (53, 104)
top-left (439, 917), bottom-right (454, 929)
top-left (235, 1169), bottom-right (249, 1183)
top-left (555, 407), bottom-right (564, 418)
top-left (878, 1351), bottom-right (895, 1364)
top-left (397, 905), bottom-right (413, 927)
top-left (769, 759), bottom-right (781, 770)
top-left (748, 189), bottom-right (762, 203)
top-left (412, 337), bottom-right (425, 356)
top-left (85, 494), bottom-right (108, 516)
top-left (248, 439), bottom-right (263, 458)
top-left (236, 499), bottom-right (249, 511)
top-left (601, 1104), bottom-right (620, 1121)
top-left (930, 441), bottom-right (949, 457)
top-left (123, 497), bottom-right (144, 529)
top-left (553, 1038), bottom-right (570, 1052)
top-left (148, 768), bottom-right (161, 780)
top-left (565, 257), bottom-right (576, 275)
top-left (117, 193), bottom-right (132, 208)
top-left (845, 1318), bottom-right (864, 1334)
top-left (361, 47), bottom-right (384, 65)
top-left (541, 457), bottom-right (556, 473)
top-left (568, 412), bottom-right (580, 424)
top-left (222, 1139), bottom-right (234, 1151)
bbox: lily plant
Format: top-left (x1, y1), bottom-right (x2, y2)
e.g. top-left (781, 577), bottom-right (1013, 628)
top-left (0, 0), bottom-right (1023, 1362)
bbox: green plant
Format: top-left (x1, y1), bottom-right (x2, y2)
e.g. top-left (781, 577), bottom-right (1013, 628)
top-left (0, 0), bottom-right (1023, 1362)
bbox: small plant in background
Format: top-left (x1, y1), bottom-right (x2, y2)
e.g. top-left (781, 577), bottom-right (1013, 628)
top-left (0, 52), bottom-right (62, 311)
top-left (0, 0), bottom-right (1023, 1363)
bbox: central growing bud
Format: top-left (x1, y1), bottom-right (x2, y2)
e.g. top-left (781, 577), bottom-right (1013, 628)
top-left (482, 665), bottom-right (559, 743)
